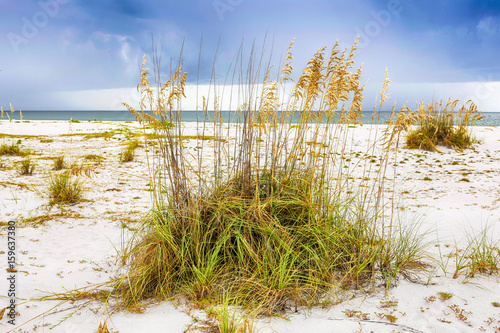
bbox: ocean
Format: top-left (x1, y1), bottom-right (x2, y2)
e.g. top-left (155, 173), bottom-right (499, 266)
top-left (3, 110), bottom-right (500, 126)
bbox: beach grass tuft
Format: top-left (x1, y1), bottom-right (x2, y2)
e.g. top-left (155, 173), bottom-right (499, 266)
top-left (452, 225), bottom-right (500, 279)
top-left (48, 173), bottom-right (84, 205)
top-left (19, 157), bottom-right (36, 175)
top-left (120, 139), bottom-right (140, 162)
top-left (405, 99), bottom-right (482, 152)
top-left (53, 156), bottom-right (66, 171)
top-left (0, 142), bottom-right (25, 156)
top-left (116, 38), bottom-right (431, 316)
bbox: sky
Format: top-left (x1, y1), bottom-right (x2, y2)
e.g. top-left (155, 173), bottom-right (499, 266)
top-left (0, 0), bottom-right (500, 111)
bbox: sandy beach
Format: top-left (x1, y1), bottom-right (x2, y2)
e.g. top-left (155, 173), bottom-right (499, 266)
top-left (1, 120), bottom-right (500, 333)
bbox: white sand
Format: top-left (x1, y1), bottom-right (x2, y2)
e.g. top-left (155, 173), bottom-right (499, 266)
top-left (1, 120), bottom-right (499, 333)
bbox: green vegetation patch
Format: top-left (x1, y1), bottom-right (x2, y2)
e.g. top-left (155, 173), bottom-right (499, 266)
top-left (405, 100), bottom-right (482, 152)
top-left (47, 173), bottom-right (84, 205)
top-left (0, 143), bottom-right (27, 156)
top-left (116, 40), bottom-right (431, 315)
top-left (19, 157), bottom-right (36, 175)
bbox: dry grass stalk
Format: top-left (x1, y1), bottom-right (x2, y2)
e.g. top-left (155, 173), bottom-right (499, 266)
top-left (97, 321), bottom-right (110, 333)
top-left (64, 162), bottom-right (97, 178)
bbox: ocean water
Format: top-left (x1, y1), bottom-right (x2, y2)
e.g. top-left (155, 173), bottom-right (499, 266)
top-left (3, 110), bottom-right (500, 126)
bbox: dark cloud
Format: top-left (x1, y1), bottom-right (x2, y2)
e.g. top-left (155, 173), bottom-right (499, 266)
top-left (1, 0), bottom-right (499, 110)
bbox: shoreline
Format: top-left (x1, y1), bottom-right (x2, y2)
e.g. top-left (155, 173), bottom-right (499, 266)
top-left (2, 109), bottom-right (500, 126)
top-left (1, 121), bottom-right (499, 332)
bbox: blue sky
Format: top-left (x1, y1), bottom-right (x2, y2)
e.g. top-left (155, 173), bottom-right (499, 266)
top-left (1, 0), bottom-right (499, 111)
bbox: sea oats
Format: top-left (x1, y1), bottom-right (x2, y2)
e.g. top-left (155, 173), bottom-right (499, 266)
top-left (116, 38), bottom-right (430, 314)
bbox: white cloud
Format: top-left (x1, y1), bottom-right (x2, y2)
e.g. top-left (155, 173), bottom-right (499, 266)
top-left (477, 16), bottom-right (500, 36)
top-left (48, 80), bottom-right (500, 112)
top-left (391, 81), bottom-right (500, 112)
top-left (49, 83), bottom-right (276, 110)
top-left (93, 31), bottom-right (112, 43)
top-left (49, 88), bottom-right (141, 110)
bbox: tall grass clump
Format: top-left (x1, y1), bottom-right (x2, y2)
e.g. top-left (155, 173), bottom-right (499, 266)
top-left (0, 142), bottom-right (24, 156)
top-left (117, 38), bottom-right (429, 313)
top-left (120, 139), bottom-right (140, 162)
top-left (53, 156), bottom-right (66, 170)
top-left (405, 99), bottom-right (482, 151)
top-left (48, 173), bottom-right (84, 205)
top-left (452, 225), bottom-right (500, 279)
top-left (19, 157), bottom-right (36, 175)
